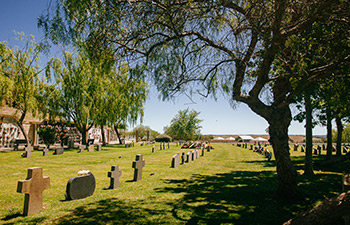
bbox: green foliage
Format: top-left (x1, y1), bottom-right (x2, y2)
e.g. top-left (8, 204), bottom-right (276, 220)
top-left (0, 33), bottom-right (47, 143)
top-left (133, 125), bottom-right (159, 141)
top-left (164, 108), bottom-right (202, 141)
top-left (155, 134), bottom-right (172, 142)
top-left (37, 126), bottom-right (58, 147)
top-left (332, 123), bottom-right (350, 143)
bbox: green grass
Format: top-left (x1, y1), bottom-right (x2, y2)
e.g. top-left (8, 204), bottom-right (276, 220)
top-left (0, 143), bottom-right (348, 224)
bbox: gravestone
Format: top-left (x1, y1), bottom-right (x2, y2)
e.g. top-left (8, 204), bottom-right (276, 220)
top-left (250, 145), bottom-right (253, 150)
top-left (132, 142), bottom-right (135, 147)
top-left (313, 148), bottom-right (318, 155)
top-left (54, 147), bottom-right (64, 155)
top-left (192, 150), bottom-right (196, 161)
top-left (132, 154), bottom-right (145, 181)
top-left (177, 142), bottom-right (179, 147)
top-left (186, 152), bottom-right (192, 163)
top-left (245, 143), bottom-right (247, 148)
top-left (323, 144), bottom-right (326, 150)
top-left (171, 154), bottom-right (180, 168)
top-left (79, 145), bottom-right (85, 153)
top-left (68, 139), bottom-right (74, 148)
top-left (152, 145), bottom-right (156, 153)
top-left (42, 147), bottom-right (48, 156)
top-left (160, 143), bottom-right (162, 150)
top-left (181, 152), bottom-right (186, 164)
top-left (66, 172), bottom-right (95, 200)
top-left (196, 149), bottom-right (199, 159)
top-left (108, 165), bottom-right (122, 189)
top-left (88, 145), bottom-right (94, 152)
top-left (97, 144), bottom-right (102, 151)
top-left (301, 145), bottom-right (305, 152)
top-left (163, 142), bottom-right (165, 150)
top-left (17, 167), bottom-right (50, 216)
top-left (24, 145), bottom-right (33, 157)
top-left (201, 147), bottom-right (205, 156)
top-left (317, 145), bottom-right (322, 155)
top-left (168, 142), bottom-right (170, 149)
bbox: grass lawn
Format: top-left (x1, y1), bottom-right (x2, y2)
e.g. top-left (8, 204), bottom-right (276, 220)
top-left (0, 143), bottom-right (348, 224)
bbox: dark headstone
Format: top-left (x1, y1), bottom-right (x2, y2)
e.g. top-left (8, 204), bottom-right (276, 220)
top-left (250, 145), bottom-right (253, 150)
top-left (186, 152), bottom-right (192, 163)
top-left (132, 154), bottom-right (145, 181)
top-left (313, 148), bottom-right (318, 155)
top-left (152, 145), bottom-right (156, 153)
top-left (160, 143), bottom-right (162, 150)
top-left (79, 145), bottom-right (85, 153)
top-left (171, 154), bottom-right (180, 168)
top-left (163, 142), bottom-right (165, 150)
top-left (317, 145), bottom-right (322, 155)
top-left (168, 142), bottom-right (170, 149)
top-left (181, 152), bottom-right (186, 164)
top-left (201, 147), bottom-right (205, 156)
top-left (108, 165), bottom-right (122, 189)
top-left (42, 147), bottom-right (48, 156)
top-left (88, 145), bottom-right (94, 152)
top-left (301, 146), bottom-right (305, 152)
top-left (323, 144), bottom-right (326, 150)
top-left (65, 172), bottom-right (95, 200)
top-left (54, 147), bottom-right (64, 155)
top-left (17, 167), bottom-right (50, 216)
top-left (97, 144), bottom-right (102, 151)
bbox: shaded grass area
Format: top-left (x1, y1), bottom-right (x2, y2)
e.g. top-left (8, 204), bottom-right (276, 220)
top-left (0, 143), bottom-right (347, 224)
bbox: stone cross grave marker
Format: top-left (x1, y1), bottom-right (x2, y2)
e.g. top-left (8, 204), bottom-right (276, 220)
top-left (79, 145), bottom-right (86, 153)
top-left (201, 147), bottom-right (205, 156)
top-left (108, 165), bottom-right (122, 189)
top-left (186, 152), bottom-right (192, 163)
top-left (24, 145), bottom-right (33, 157)
top-left (181, 152), bottom-right (186, 164)
top-left (152, 145), bottom-right (156, 153)
top-left (66, 172), bottom-right (95, 200)
top-left (42, 147), bottom-right (48, 156)
top-left (97, 144), bottom-right (102, 151)
top-left (88, 145), bottom-right (94, 152)
top-left (171, 154), bottom-right (180, 168)
top-left (17, 167), bottom-right (50, 216)
top-left (132, 154), bottom-right (145, 181)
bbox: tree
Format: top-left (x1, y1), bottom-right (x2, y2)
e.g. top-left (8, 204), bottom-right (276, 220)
top-left (0, 33), bottom-right (47, 144)
top-left (40, 0), bottom-right (350, 196)
top-left (164, 108), bottom-right (202, 141)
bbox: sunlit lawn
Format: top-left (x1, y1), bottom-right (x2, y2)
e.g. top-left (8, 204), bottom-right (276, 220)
top-left (0, 143), bottom-right (348, 224)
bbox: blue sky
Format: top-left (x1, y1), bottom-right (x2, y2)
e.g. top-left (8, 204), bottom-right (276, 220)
top-left (0, 0), bottom-right (327, 135)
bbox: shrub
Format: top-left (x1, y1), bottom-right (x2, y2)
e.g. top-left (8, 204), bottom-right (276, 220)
top-left (155, 134), bottom-right (172, 142)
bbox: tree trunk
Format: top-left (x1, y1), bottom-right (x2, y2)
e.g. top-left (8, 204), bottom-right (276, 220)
top-left (335, 115), bottom-right (343, 157)
top-left (114, 125), bottom-right (123, 144)
top-left (268, 106), bottom-right (298, 197)
top-left (283, 191), bottom-right (350, 225)
top-left (77, 125), bottom-right (87, 145)
top-left (16, 121), bottom-right (29, 145)
top-left (326, 107), bottom-right (333, 160)
top-left (304, 92), bottom-right (314, 176)
top-left (100, 125), bottom-right (106, 146)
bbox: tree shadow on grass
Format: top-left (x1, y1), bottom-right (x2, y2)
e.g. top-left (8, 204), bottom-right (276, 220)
top-left (155, 170), bottom-right (344, 225)
top-left (51, 198), bottom-right (166, 225)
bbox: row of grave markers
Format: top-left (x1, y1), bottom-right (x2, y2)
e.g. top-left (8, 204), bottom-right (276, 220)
top-left (21, 144), bottom-right (103, 157)
top-left (16, 154), bottom-right (145, 216)
top-left (171, 145), bottom-right (212, 168)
